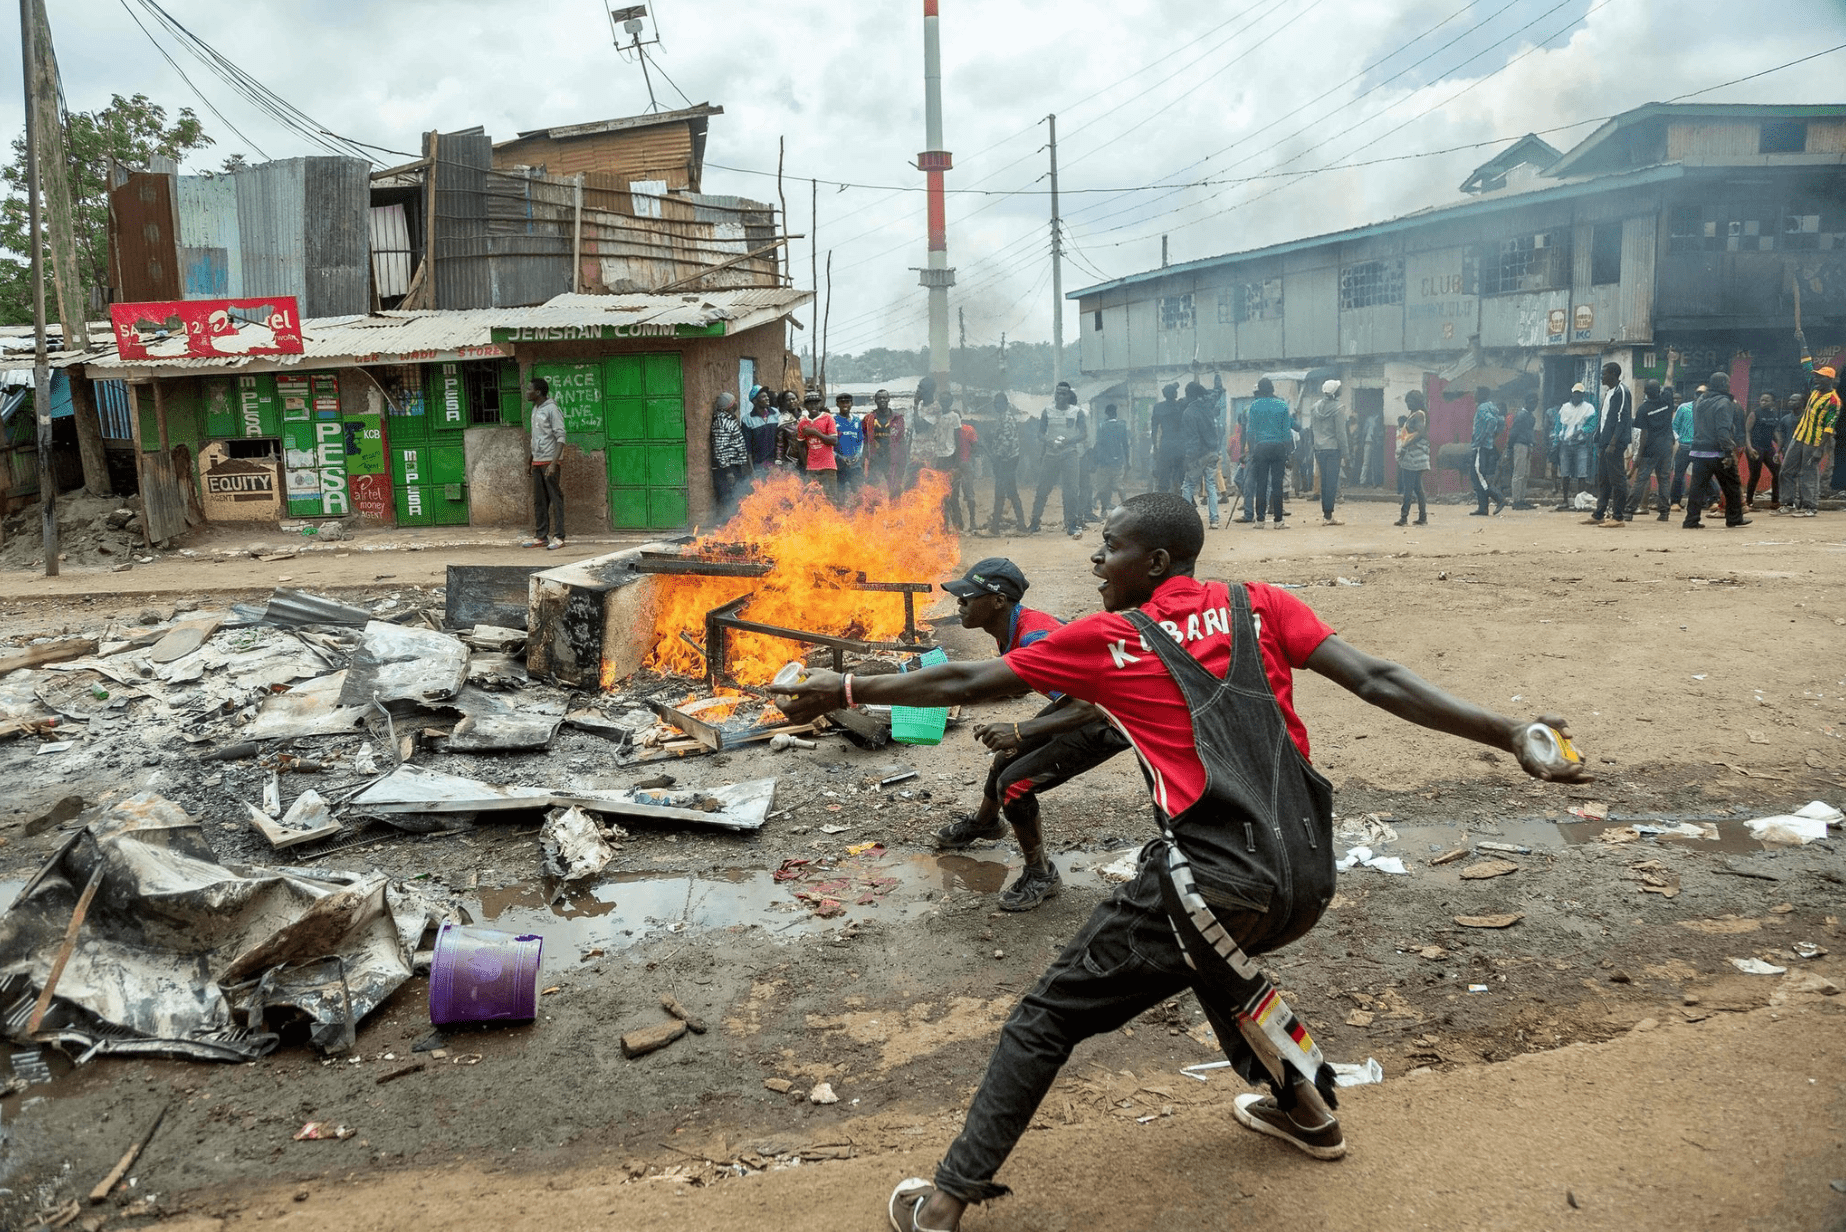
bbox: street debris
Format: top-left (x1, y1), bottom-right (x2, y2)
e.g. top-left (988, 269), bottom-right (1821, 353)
top-left (88, 1104), bottom-right (168, 1203)
top-left (1457, 859), bottom-right (1520, 880)
top-left (293, 1122), bottom-right (357, 1141)
top-left (1331, 1058), bottom-right (1384, 1087)
top-left (1728, 958), bottom-right (1787, 975)
top-left (429, 924), bottom-right (543, 1026)
top-left (621, 1018), bottom-right (688, 1058)
top-left (540, 807), bottom-right (623, 881)
top-left (1743, 801), bottom-right (1840, 845)
top-left (246, 788), bottom-right (341, 850)
top-left (1336, 846), bottom-right (1408, 875)
top-left (1092, 848), bottom-right (1142, 882)
top-left (1454, 913), bottom-right (1524, 928)
top-left (0, 793), bottom-right (447, 1060)
top-left (660, 994), bottom-right (708, 1034)
top-left (808, 1082), bottom-right (839, 1105)
top-left (1568, 802), bottom-right (1610, 821)
top-left (339, 621), bottom-right (469, 707)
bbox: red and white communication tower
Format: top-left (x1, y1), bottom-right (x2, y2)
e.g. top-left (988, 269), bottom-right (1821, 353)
top-left (917, 0), bottom-right (955, 392)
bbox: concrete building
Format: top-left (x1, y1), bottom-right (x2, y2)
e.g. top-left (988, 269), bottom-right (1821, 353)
top-left (1069, 102), bottom-right (1846, 493)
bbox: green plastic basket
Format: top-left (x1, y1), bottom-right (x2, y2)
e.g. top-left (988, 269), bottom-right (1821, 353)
top-left (890, 648), bottom-right (949, 746)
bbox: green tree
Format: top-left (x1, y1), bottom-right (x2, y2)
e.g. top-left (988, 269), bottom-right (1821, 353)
top-left (0, 92), bottom-right (213, 325)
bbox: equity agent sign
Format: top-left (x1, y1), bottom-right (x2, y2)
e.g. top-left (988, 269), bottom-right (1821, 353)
top-left (110, 297), bottom-right (305, 360)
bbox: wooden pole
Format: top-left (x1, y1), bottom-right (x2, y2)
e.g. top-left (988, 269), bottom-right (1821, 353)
top-left (26, 862), bottom-right (105, 1033)
top-left (21, 0), bottom-right (56, 576)
top-left (127, 382), bottom-right (152, 549)
top-left (68, 371), bottom-right (110, 495)
top-left (152, 377), bottom-right (170, 453)
top-left (571, 173), bottom-right (584, 294)
top-left (821, 250), bottom-right (832, 393)
top-left (28, 0), bottom-right (84, 353)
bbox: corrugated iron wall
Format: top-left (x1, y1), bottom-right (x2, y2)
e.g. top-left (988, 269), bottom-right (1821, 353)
top-left (109, 172), bottom-right (181, 303)
top-left (432, 128), bottom-right (495, 310)
top-left (493, 123), bottom-right (694, 186)
top-left (170, 156), bottom-right (371, 317)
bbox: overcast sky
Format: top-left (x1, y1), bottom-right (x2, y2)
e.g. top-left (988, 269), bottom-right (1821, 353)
top-left (2, 0), bottom-right (1841, 353)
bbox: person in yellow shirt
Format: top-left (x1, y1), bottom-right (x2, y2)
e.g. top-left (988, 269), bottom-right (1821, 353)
top-left (1783, 330), bottom-right (1839, 517)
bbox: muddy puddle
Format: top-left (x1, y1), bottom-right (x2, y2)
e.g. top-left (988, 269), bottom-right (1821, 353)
top-left (461, 852), bottom-right (1109, 970)
top-left (1345, 814), bottom-right (1770, 861)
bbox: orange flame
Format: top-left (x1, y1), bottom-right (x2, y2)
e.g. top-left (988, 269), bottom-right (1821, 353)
top-left (642, 469), bottom-right (960, 686)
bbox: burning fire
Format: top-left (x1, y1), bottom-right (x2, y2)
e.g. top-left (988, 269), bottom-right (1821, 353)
top-left (640, 469), bottom-right (960, 686)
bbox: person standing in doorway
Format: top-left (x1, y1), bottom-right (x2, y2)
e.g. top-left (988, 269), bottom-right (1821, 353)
top-left (1508, 392), bottom-right (1537, 509)
top-left (523, 376), bottom-right (566, 550)
top-left (1625, 381), bottom-right (1676, 521)
top-left (1683, 372), bottom-right (1749, 529)
top-left (1782, 330), bottom-right (1838, 518)
top-left (742, 385), bottom-right (778, 476)
top-left (799, 391), bottom-right (840, 503)
top-left (862, 389), bottom-right (907, 500)
top-left (1469, 387), bottom-right (1507, 517)
top-left (1743, 391), bottom-right (1783, 511)
top-left (1092, 403), bottom-right (1129, 519)
top-left (985, 392), bottom-right (1025, 533)
top-left (1309, 379), bottom-right (1347, 526)
top-left (1246, 377), bottom-right (1292, 528)
top-left (709, 391), bottom-right (752, 522)
top-left (1151, 382), bottom-right (1187, 495)
top-left (1393, 390), bottom-right (1430, 526)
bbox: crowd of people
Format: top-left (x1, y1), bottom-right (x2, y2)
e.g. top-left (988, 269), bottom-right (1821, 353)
top-left (701, 327), bottom-right (1839, 535)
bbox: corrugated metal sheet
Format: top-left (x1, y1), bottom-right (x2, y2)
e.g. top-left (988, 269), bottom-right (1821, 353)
top-left (302, 156), bottom-right (371, 317)
top-left (433, 129), bottom-right (494, 310)
top-left (78, 288), bottom-right (812, 374)
top-left (109, 172), bottom-right (181, 302)
top-left (175, 173), bottom-right (242, 298)
top-left (236, 158), bottom-right (306, 310)
top-left (370, 204), bottom-right (411, 298)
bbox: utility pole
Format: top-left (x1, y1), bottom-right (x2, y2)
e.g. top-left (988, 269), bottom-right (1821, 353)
top-left (917, 0), bottom-right (955, 393)
top-left (810, 177), bottom-right (819, 385)
top-left (1047, 113), bottom-right (1064, 393)
top-left (20, 0), bottom-right (56, 575)
top-left (957, 306), bottom-right (966, 403)
top-left (1161, 235), bottom-right (1169, 268)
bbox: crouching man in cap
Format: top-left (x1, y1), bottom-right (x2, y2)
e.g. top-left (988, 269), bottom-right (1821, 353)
top-left (932, 557), bottom-right (1129, 911)
top-left (775, 493), bottom-right (1587, 1231)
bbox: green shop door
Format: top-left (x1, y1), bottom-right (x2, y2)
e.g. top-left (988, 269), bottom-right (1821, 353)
top-left (603, 352), bottom-right (687, 530)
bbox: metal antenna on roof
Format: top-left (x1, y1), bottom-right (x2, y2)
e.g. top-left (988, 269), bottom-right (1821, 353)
top-left (608, 4), bottom-right (663, 113)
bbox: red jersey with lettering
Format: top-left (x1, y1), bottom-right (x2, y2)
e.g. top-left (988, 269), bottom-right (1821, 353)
top-left (1005, 605), bottom-right (1063, 653)
top-left (1004, 578), bottom-right (1333, 816)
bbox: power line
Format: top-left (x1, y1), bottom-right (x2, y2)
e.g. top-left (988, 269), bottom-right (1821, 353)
top-left (114, 0), bottom-right (270, 161)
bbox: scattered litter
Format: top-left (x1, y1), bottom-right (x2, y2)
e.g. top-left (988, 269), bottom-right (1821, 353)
top-left (243, 672), bottom-right (370, 739)
top-left (1454, 913), bottom-right (1523, 929)
top-left (245, 789), bottom-right (341, 850)
top-left (1475, 841), bottom-right (1530, 855)
top-left (808, 1082), bottom-right (839, 1105)
top-left (820, 824), bottom-right (851, 835)
top-left (292, 1123), bottom-right (356, 1141)
top-left (1729, 958), bottom-right (1787, 976)
top-left (1568, 802), bottom-right (1610, 821)
top-left (9, 1049), bottom-right (52, 1084)
top-left (1180, 1060), bottom-right (1233, 1081)
top-left (375, 1062), bottom-right (425, 1085)
top-left (1093, 848), bottom-right (1142, 882)
top-left (338, 621), bottom-right (469, 708)
top-left (1793, 942), bottom-right (1827, 959)
top-left (1629, 822), bottom-right (1721, 841)
top-left (540, 807), bottom-right (621, 881)
top-left (1744, 801), bottom-right (1840, 846)
top-left (659, 994), bottom-right (708, 1034)
top-left (0, 793), bottom-right (445, 1060)
top-left (763, 1077), bottom-right (793, 1093)
top-left (35, 741), bottom-right (74, 755)
top-left (429, 924), bottom-right (542, 1027)
top-left (878, 770), bottom-right (918, 788)
top-left (1430, 847), bottom-right (1468, 866)
top-left (1457, 859), bottom-right (1519, 880)
top-left (1330, 1058), bottom-right (1383, 1087)
top-left (1335, 814), bottom-right (1398, 847)
top-left (246, 588), bottom-right (373, 629)
top-left (88, 1104), bottom-right (168, 1202)
top-left (1335, 847), bottom-right (1407, 876)
top-left (1468, 984), bottom-right (1490, 993)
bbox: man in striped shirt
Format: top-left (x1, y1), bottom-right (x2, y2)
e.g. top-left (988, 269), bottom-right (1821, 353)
top-left (1782, 331), bottom-right (1838, 518)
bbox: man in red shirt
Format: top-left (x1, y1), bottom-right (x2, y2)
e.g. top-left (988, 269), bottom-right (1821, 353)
top-left (932, 558), bottom-right (1129, 911)
top-left (777, 493), bottom-right (1586, 1232)
top-left (797, 390), bottom-right (839, 502)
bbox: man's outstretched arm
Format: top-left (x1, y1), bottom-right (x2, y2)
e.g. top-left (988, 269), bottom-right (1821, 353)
top-left (777, 660), bottom-right (1026, 724)
top-left (1304, 635), bottom-right (1589, 782)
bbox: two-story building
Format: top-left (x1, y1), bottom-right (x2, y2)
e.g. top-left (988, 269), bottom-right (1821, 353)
top-left (1070, 102), bottom-right (1846, 492)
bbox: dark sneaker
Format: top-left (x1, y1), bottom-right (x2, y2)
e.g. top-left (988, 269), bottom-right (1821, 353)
top-left (998, 862), bottom-right (1062, 911)
top-left (1232, 1093), bottom-right (1347, 1160)
top-left (934, 813), bottom-right (1008, 849)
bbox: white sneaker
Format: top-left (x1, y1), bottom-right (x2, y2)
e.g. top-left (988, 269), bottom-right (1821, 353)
top-left (546, 536), bottom-right (566, 550)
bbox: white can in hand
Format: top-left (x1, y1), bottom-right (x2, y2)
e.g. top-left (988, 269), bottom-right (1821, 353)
top-left (1520, 722), bottom-right (1581, 775)
top-left (771, 661), bottom-right (808, 690)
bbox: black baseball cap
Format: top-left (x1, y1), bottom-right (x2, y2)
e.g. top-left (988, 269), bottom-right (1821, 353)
top-left (942, 557), bottom-right (1028, 603)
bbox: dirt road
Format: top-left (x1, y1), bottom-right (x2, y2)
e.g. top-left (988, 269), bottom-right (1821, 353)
top-left (0, 499), bottom-right (1842, 1231)
top-left (144, 1000), bottom-right (1846, 1232)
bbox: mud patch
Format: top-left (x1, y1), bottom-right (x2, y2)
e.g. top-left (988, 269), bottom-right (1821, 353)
top-left (806, 995), bottom-right (1015, 1070)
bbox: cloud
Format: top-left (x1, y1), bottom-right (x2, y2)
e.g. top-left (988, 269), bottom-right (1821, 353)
top-left (1, 0), bottom-right (1838, 356)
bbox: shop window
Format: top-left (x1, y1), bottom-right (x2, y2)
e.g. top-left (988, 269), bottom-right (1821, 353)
top-left (1590, 223), bottom-right (1623, 285)
top-left (1158, 294), bottom-right (1195, 331)
top-left (462, 360), bottom-right (504, 425)
top-left (1339, 259), bottom-right (1404, 310)
top-left (1759, 121), bottom-right (1807, 155)
top-left (1093, 310), bottom-right (1103, 331)
top-left (226, 438), bottom-right (278, 458)
top-left (1218, 278), bottom-right (1283, 323)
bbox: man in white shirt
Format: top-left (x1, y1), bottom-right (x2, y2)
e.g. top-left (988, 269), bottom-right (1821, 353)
top-left (524, 377), bottom-right (567, 549)
top-left (1552, 383), bottom-right (1596, 510)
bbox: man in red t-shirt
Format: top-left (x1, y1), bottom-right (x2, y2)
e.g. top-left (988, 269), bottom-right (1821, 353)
top-left (778, 493), bottom-right (1587, 1231)
top-left (931, 558), bottom-right (1130, 911)
top-left (797, 390), bottom-right (840, 502)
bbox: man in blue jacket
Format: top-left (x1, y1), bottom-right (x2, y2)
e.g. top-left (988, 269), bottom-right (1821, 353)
top-left (1468, 388), bottom-right (1506, 517)
top-left (1244, 378), bottom-right (1293, 527)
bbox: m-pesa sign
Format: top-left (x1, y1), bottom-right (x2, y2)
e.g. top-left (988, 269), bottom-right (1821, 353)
top-left (110, 298), bottom-right (305, 360)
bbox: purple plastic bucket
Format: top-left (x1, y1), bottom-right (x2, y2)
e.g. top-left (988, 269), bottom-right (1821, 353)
top-left (429, 923), bottom-right (544, 1026)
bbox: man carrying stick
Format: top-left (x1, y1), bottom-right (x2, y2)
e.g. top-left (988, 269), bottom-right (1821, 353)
top-left (776, 492), bottom-right (1588, 1232)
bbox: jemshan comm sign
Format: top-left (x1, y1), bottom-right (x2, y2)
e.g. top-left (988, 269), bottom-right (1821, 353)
top-left (490, 321), bottom-right (727, 343)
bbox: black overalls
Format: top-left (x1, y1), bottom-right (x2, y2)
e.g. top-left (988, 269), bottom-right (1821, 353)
top-left (935, 583), bottom-right (1337, 1203)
